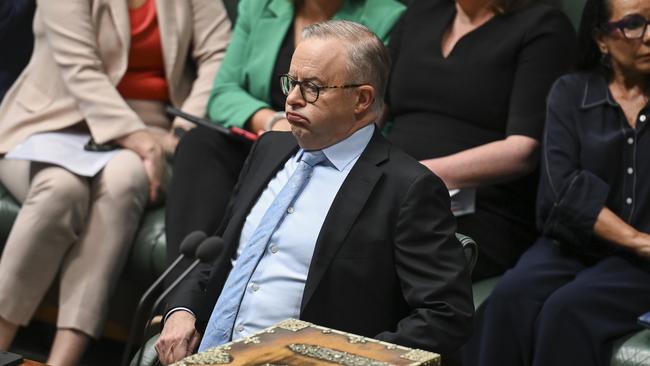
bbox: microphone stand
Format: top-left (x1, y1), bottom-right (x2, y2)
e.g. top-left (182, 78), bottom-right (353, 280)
top-left (120, 231), bottom-right (206, 366)
top-left (132, 237), bottom-right (224, 366)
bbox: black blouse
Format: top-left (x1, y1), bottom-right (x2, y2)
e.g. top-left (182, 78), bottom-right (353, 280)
top-left (386, 0), bottom-right (576, 227)
top-left (538, 73), bottom-right (650, 257)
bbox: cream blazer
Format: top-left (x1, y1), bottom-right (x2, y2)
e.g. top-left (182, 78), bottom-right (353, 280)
top-left (0, 0), bottom-right (231, 153)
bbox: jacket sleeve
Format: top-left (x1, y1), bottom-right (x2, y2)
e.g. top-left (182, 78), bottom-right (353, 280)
top-left (172, 0), bottom-right (230, 124)
top-left (207, 0), bottom-right (271, 129)
top-left (537, 76), bottom-right (610, 248)
top-left (37, 0), bottom-right (146, 143)
top-left (375, 171), bottom-right (474, 355)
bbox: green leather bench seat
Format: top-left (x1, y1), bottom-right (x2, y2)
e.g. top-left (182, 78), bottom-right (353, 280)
top-left (472, 277), bottom-right (650, 366)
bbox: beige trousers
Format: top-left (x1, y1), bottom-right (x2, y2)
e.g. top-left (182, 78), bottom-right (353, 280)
top-left (0, 100), bottom-right (168, 338)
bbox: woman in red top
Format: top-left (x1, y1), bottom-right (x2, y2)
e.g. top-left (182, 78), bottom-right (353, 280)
top-left (0, 0), bottom-right (230, 365)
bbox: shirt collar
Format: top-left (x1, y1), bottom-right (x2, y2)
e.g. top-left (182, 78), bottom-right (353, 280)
top-left (296, 123), bottom-right (375, 172)
top-left (581, 74), bottom-right (619, 110)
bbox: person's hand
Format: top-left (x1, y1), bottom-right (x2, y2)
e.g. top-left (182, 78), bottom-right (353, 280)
top-left (160, 131), bottom-right (179, 156)
top-left (630, 232), bottom-right (650, 258)
top-left (115, 129), bottom-right (164, 202)
top-left (155, 311), bottom-right (201, 365)
top-left (271, 118), bottom-right (291, 131)
top-left (172, 117), bottom-right (196, 132)
top-left (257, 118), bottom-right (291, 136)
top-left (146, 127), bottom-right (180, 156)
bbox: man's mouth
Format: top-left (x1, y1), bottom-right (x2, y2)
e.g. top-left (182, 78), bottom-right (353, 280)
top-left (286, 112), bottom-right (309, 124)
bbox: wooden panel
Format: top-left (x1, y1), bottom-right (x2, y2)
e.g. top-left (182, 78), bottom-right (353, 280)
top-left (175, 319), bottom-right (440, 366)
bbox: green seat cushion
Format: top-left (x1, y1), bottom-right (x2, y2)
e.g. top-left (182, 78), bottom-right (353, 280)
top-left (0, 184), bottom-right (19, 249)
top-left (472, 276), bottom-right (501, 309)
top-left (611, 330), bottom-right (650, 366)
top-left (127, 206), bottom-right (168, 285)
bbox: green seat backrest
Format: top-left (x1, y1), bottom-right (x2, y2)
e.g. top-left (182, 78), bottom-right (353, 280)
top-left (557, 0), bottom-right (587, 30)
top-left (223, 0), bottom-right (238, 24)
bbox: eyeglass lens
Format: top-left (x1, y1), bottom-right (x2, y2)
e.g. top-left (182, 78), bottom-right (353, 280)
top-left (619, 15), bottom-right (649, 39)
top-left (280, 75), bottom-right (319, 103)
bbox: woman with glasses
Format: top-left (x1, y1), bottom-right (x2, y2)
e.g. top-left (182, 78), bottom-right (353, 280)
top-left (463, 0), bottom-right (650, 364)
top-left (386, 0), bottom-right (575, 281)
top-left (163, 0), bottom-right (405, 282)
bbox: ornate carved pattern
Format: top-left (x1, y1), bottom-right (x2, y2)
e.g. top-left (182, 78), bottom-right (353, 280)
top-left (174, 346), bottom-right (233, 365)
top-left (400, 349), bottom-right (437, 363)
top-left (243, 336), bottom-right (261, 344)
top-left (275, 318), bottom-right (311, 332)
top-left (288, 343), bottom-right (393, 366)
top-left (347, 335), bottom-right (368, 344)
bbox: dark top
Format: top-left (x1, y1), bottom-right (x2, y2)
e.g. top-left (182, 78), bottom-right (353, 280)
top-left (0, 0), bottom-right (36, 102)
top-left (269, 25), bottom-right (294, 111)
top-left (386, 0), bottom-right (576, 277)
top-left (539, 73), bottom-right (650, 258)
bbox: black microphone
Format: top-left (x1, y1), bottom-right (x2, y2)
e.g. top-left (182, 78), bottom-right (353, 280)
top-left (132, 236), bottom-right (226, 366)
top-left (120, 231), bottom-right (207, 366)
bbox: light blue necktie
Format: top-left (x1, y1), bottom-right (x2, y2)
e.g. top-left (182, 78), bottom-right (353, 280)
top-left (199, 151), bottom-right (327, 351)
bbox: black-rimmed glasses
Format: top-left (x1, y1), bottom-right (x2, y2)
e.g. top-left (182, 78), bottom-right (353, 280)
top-left (280, 74), bottom-right (364, 103)
top-left (602, 14), bottom-right (650, 40)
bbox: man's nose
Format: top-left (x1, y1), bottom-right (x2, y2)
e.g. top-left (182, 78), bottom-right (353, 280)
top-left (286, 83), bottom-right (306, 108)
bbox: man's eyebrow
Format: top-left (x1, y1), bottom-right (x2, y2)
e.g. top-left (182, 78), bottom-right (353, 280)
top-left (286, 72), bottom-right (324, 84)
top-left (303, 76), bottom-right (324, 84)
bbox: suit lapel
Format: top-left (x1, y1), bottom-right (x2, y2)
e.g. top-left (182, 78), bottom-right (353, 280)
top-left (155, 0), bottom-right (178, 83)
top-left (109, 0), bottom-right (130, 59)
top-left (301, 129), bottom-right (389, 311)
top-left (225, 133), bottom-right (299, 255)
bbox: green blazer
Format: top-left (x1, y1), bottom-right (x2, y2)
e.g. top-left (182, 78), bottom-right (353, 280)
top-left (207, 0), bottom-right (406, 128)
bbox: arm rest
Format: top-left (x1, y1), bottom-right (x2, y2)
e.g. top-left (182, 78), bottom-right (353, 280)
top-left (130, 334), bottom-right (161, 366)
top-left (456, 232), bottom-right (478, 275)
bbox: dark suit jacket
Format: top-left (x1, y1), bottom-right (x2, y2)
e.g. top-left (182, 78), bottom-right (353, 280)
top-left (169, 128), bottom-right (474, 354)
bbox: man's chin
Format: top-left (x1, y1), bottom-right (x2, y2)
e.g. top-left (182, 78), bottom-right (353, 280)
top-left (291, 129), bottom-right (320, 150)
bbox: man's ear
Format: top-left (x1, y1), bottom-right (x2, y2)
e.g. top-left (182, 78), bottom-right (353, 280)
top-left (354, 85), bottom-right (375, 114)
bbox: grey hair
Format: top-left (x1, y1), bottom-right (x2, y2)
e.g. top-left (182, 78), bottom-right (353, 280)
top-left (301, 20), bottom-right (390, 115)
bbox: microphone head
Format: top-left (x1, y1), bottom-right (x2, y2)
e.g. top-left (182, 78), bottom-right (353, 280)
top-left (196, 236), bottom-right (226, 263)
top-left (179, 231), bottom-right (207, 257)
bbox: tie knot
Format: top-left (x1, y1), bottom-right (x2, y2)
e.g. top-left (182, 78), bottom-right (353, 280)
top-left (301, 150), bottom-right (327, 167)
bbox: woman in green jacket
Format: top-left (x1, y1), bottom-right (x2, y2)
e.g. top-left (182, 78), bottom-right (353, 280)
top-left (165, 0), bottom-right (405, 276)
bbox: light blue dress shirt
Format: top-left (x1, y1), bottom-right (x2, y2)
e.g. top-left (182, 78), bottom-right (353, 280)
top-left (228, 123), bottom-right (375, 340)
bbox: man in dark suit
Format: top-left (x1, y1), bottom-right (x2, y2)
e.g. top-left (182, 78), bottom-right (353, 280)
top-left (156, 20), bottom-right (473, 365)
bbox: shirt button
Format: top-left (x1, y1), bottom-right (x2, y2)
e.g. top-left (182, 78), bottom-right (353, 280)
top-left (250, 283), bottom-right (259, 292)
top-left (640, 114), bottom-right (647, 122)
top-left (287, 207), bottom-right (295, 214)
top-left (627, 137), bottom-right (634, 145)
top-left (627, 167), bottom-right (634, 175)
top-left (270, 245), bottom-right (279, 254)
top-left (626, 197), bottom-right (633, 205)
top-left (236, 325), bottom-right (244, 333)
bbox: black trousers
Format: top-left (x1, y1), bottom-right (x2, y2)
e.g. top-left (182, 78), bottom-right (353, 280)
top-left (463, 237), bottom-right (650, 366)
top-left (165, 127), bottom-right (251, 281)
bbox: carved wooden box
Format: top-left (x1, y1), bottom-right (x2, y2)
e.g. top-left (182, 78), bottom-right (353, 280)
top-left (173, 319), bottom-right (440, 366)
